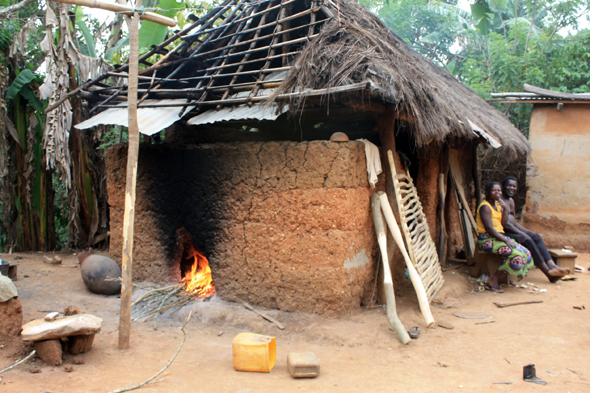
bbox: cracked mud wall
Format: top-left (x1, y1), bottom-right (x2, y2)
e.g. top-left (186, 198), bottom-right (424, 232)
top-left (106, 141), bottom-right (376, 315)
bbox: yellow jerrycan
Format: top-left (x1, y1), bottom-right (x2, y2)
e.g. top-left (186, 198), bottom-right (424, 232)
top-left (232, 332), bottom-right (276, 372)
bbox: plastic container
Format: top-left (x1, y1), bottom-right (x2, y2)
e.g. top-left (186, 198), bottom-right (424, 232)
top-left (232, 332), bottom-right (276, 372)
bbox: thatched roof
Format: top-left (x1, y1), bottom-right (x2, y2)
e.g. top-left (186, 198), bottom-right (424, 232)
top-left (77, 0), bottom-right (530, 156)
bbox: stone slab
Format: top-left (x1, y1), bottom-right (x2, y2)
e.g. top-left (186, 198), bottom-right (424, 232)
top-left (287, 352), bottom-right (320, 378)
top-left (21, 314), bottom-right (102, 342)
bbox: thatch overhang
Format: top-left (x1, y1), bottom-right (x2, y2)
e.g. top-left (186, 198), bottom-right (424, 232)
top-left (75, 0), bottom-right (530, 157)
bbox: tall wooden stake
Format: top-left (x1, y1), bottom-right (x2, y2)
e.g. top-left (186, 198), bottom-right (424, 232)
top-left (48, 0), bottom-right (175, 351)
top-left (118, 12), bottom-right (140, 350)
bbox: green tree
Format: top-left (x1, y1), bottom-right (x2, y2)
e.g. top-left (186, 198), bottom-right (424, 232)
top-left (362, 0), bottom-right (590, 135)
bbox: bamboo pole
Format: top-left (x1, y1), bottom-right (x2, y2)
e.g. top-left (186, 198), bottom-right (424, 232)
top-left (370, 194), bottom-right (410, 344)
top-left (50, 0), bottom-right (176, 26)
top-left (194, 3), bottom-right (271, 107)
top-left (184, 0), bottom-right (299, 42)
top-left (95, 81), bottom-right (369, 109)
top-left (377, 191), bottom-right (435, 328)
top-left (118, 12), bottom-right (140, 350)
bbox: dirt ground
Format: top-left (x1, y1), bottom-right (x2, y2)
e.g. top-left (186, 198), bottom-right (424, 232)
top-left (1, 251), bottom-right (589, 393)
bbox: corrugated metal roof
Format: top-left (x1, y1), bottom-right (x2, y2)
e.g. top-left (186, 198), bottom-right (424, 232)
top-left (187, 103), bottom-right (288, 125)
top-left (74, 99), bottom-right (195, 136)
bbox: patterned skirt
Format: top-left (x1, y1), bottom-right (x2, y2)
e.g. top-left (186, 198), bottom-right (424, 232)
top-left (477, 232), bottom-right (534, 280)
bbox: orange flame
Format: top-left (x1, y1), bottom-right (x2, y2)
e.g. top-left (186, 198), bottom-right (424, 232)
top-left (181, 246), bottom-right (215, 297)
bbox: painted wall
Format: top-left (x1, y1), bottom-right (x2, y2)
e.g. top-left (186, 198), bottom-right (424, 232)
top-left (523, 103), bottom-right (590, 250)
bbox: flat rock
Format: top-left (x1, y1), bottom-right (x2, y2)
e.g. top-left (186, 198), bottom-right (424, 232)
top-left (21, 314), bottom-right (102, 342)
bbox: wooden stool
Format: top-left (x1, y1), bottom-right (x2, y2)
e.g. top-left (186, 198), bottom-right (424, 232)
top-left (8, 262), bottom-right (17, 281)
top-left (473, 249), bottom-right (516, 284)
top-left (549, 249), bottom-right (578, 274)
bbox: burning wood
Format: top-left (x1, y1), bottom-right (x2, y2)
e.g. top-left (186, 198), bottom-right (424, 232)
top-left (180, 246), bottom-right (215, 297)
top-left (131, 247), bottom-right (214, 329)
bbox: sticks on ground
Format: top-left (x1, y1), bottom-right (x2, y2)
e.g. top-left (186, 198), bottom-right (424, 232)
top-left (494, 300), bottom-right (543, 308)
top-left (108, 312), bottom-right (192, 393)
top-left (0, 350), bottom-right (36, 375)
top-left (131, 283), bottom-right (209, 329)
top-left (243, 303), bottom-right (285, 330)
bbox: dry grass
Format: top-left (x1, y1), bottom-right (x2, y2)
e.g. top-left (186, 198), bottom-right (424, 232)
top-left (271, 0), bottom-right (530, 158)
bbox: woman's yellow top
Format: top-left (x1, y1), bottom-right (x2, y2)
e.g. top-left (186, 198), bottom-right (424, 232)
top-left (476, 200), bottom-right (504, 234)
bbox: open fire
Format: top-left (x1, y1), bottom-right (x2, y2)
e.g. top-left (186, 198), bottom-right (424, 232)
top-left (181, 244), bottom-right (215, 297)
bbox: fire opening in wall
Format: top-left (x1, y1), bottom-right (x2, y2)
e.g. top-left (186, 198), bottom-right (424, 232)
top-left (180, 243), bottom-right (215, 298)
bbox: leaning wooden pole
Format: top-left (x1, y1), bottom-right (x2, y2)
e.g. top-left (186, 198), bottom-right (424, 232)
top-left (377, 191), bottom-right (435, 328)
top-left (118, 12), bottom-right (140, 350)
top-left (370, 194), bottom-right (410, 344)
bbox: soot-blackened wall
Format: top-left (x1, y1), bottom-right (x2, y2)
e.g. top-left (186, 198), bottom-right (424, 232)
top-left (106, 141), bottom-right (376, 316)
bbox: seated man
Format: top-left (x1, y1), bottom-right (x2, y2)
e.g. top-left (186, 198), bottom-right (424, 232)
top-left (501, 176), bottom-right (569, 282)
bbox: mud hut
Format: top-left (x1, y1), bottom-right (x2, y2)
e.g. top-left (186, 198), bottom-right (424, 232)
top-left (490, 84), bottom-right (590, 251)
top-left (75, 0), bottom-right (530, 315)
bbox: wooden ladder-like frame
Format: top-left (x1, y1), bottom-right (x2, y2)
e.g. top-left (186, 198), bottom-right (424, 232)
top-left (388, 151), bottom-right (445, 301)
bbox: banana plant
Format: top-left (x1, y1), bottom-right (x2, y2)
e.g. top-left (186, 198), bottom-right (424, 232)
top-left (5, 68), bottom-right (54, 251)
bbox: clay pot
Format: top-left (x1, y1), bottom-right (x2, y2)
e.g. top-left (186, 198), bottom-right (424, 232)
top-left (79, 255), bottom-right (122, 295)
top-left (329, 132), bottom-right (349, 142)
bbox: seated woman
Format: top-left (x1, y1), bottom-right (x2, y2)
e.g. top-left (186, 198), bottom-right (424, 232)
top-left (476, 182), bottom-right (533, 292)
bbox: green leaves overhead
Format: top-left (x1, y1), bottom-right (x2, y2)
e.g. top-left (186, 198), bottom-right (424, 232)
top-left (488, 0), bottom-right (509, 13)
top-left (470, 0), bottom-right (496, 36)
top-left (359, 0), bottom-right (590, 135)
top-left (105, 36), bottom-right (129, 61)
top-left (75, 5), bottom-right (97, 58)
top-left (6, 69), bottom-right (37, 101)
top-left (138, 0), bottom-right (182, 51)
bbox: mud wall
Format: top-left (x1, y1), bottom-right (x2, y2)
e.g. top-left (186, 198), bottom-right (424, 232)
top-left (106, 141), bottom-right (376, 316)
top-left (524, 104), bottom-right (590, 251)
top-left (416, 144), bottom-right (442, 252)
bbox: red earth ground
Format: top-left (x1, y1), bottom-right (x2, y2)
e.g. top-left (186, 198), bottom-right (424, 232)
top-left (1, 251), bottom-right (589, 393)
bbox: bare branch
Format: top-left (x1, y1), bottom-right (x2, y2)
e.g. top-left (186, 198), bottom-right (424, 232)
top-left (108, 312), bottom-right (192, 393)
top-left (0, 350), bottom-right (36, 374)
top-left (0, 0), bottom-right (36, 18)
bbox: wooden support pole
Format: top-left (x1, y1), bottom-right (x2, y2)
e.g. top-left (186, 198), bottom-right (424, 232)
top-left (437, 173), bottom-right (447, 263)
top-left (371, 194), bottom-right (410, 344)
top-left (473, 144), bottom-right (482, 207)
top-left (47, 0), bottom-right (175, 351)
top-left (377, 191), bottom-right (435, 328)
top-left (118, 12), bottom-right (140, 350)
top-left (50, 0), bottom-right (176, 26)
